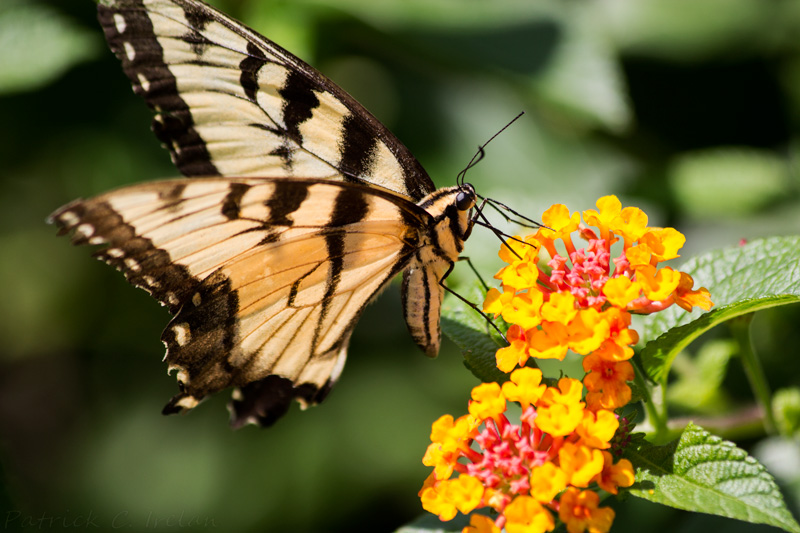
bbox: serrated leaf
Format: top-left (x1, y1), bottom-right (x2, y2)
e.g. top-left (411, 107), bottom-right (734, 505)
top-left (638, 236), bottom-right (800, 383)
top-left (441, 281), bottom-right (508, 383)
top-left (626, 423), bottom-right (800, 533)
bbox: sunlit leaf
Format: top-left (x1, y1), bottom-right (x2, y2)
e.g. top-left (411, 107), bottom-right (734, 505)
top-left (639, 236), bottom-right (800, 383)
top-left (627, 423), bottom-right (800, 533)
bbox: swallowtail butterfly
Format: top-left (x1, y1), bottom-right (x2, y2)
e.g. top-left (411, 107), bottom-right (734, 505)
top-left (49, 0), bottom-right (479, 427)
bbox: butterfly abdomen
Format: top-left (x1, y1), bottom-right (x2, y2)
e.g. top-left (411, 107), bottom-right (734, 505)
top-left (401, 184), bottom-right (476, 357)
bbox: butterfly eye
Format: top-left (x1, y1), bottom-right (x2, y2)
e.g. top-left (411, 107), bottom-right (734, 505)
top-left (456, 191), bottom-right (474, 211)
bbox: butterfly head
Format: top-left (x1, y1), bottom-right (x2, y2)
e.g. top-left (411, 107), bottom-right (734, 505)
top-left (455, 183), bottom-right (477, 212)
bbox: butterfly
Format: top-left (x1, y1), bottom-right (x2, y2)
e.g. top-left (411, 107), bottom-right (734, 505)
top-left (49, 0), bottom-right (480, 427)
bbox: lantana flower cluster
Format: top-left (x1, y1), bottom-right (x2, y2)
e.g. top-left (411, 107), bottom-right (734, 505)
top-left (420, 368), bottom-right (635, 533)
top-left (483, 195), bottom-right (712, 410)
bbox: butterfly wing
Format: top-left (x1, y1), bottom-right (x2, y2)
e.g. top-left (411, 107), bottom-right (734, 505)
top-left (97, 0), bottom-right (435, 200)
top-left (50, 178), bottom-right (428, 425)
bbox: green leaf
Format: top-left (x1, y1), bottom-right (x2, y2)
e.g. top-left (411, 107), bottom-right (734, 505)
top-left (530, 12), bottom-right (631, 133)
top-left (665, 339), bottom-right (736, 413)
top-left (0, 1), bottom-right (100, 95)
top-left (638, 235), bottom-right (800, 383)
top-left (626, 423), bottom-right (800, 533)
top-left (441, 281), bottom-right (508, 383)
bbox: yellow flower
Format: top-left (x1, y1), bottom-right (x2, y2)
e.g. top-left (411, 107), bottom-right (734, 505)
top-left (540, 292), bottom-right (578, 324)
top-left (602, 276), bottom-right (641, 308)
top-left (462, 514), bottom-right (501, 533)
top-left (612, 206), bottom-right (649, 243)
top-left (558, 442), bottom-right (605, 488)
top-left (528, 322), bottom-right (570, 360)
top-left (567, 308), bottom-right (610, 355)
top-left (420, 475), bottom-right (483, 521)
top-left (536, 402), bottom-right (584, 437)
top-left (530, 462), bottom-right (568, 503)
top-left (640, 227), bottom-right (685, 262)
top-left (636, 265), bottom-right (682, 302)
top-left (502, 367), bottom-right (546, 409)
top-left (503, 292), bottom-right (545, 330)
top-left (582, 195), bottom-right (621, 244)
top-left (504, 496), bottom-right (555, 533)
top-left (536, 378), bottom-right (586, 436)
top-left (576, 409), bottom-right (619, 449)
top-left (469, 383), bottom-right (507, 421)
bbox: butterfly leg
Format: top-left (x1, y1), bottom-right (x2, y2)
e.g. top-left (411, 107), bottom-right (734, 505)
top-left (438, 262), bottom-right (507, 344)
top-left (456, 256), bottom-right (489, 291)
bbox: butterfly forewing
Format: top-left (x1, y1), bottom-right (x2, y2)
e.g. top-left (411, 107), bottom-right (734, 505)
top-left (51, 0), bottom-right (479, 426)
top-left (97, 0), bottom-right (435, 199)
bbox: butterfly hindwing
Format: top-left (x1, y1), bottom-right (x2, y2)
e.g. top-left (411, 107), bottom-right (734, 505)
top-left (51, 178), bottom-right (431, 425)
top-left (97, 0), bottom-right (435, 200)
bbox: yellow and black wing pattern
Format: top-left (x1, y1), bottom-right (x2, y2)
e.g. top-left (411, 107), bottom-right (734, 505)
top-left (50, 0), bottom-right (476, 427)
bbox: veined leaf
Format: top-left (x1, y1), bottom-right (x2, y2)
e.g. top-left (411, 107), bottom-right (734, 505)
top-left (638, 235), bottom-right (800, 383)
top-left (626, 423), bottom-right (800, 533)
top-left (441, 281), bottom-right (508, 383)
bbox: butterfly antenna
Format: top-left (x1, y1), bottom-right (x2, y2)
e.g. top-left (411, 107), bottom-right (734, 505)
top-left (479, 197), bottom-right (545, 229)
top-left (456, 111), bottom-right (525, 186)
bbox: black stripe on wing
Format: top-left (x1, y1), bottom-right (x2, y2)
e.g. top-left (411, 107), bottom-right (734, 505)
top-left (98, 0), bottom-right (219, 177)
top-left (49, 199), bottom-right (200, 314)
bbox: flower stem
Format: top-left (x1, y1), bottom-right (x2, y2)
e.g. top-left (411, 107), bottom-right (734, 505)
top-left (729, 313), bottom-right (775, 434)
top-left (632, 357), bottom-right (668, 440)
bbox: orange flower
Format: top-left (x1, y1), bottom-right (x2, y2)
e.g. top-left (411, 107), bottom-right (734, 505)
top-left (462, 514), bottom-right (501, 533)
top-left (421, 377), bottom-right (626, 531)
top-left (483, 194), bottom-right (713, 387)
top-left (558, 488), bottom-right (616, 533)
top-left (504, 496), bottom-right (555, 533)
top-left (594, 451), bottom-right (635, 495)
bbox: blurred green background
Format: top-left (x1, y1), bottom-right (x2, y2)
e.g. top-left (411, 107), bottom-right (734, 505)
top-left (1, 0), bottom-right (799, 531)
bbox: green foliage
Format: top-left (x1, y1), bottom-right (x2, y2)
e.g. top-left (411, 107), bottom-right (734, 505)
top-left (441, 282), bottom-right (508, 384)
top-left (773, 388), bottom-right (800, 439)
top-left (626, 423), bottom-right (800, 533)
top-left (639, 236), bottom-right (800, 383)
top-left (3, 0), bottom-right (800, 532)
top-left (0, 1), bottom-right (99, 94)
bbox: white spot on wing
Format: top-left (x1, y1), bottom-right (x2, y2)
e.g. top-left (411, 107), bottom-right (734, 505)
top-left (76, 223), bottom-right (94, 238)
top-left (58, 211), bottom-right (79, 227)
top-left (172, 323), bottom-right (191, 347)
top-left (176, 396), bottom-right (198, 410)
top-left (167, 292), bottom-right (180, 307)
top-left (137, 73), bottom-right (150, 92)
top-left (192, 292), bottom-right (201, 306)
top-left (124, 257), bottom-right (141, 272)
top-left (107, 248), bottom-right (124, 258)
top-left (113, 13), bottom-right (126, 34)
top-left (123, 41), bottom-right (136, 61)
